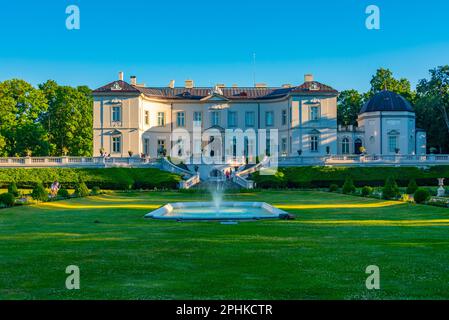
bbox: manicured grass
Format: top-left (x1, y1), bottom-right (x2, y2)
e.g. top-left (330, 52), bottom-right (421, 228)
top-left (0, 190), bottom-right (449, 299)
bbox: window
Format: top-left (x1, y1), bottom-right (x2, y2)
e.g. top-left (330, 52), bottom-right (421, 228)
top-left (342, 137), bottom-right (350, 154)
top-left (266, 138), bottom-right (271, 156)
top-left (265, 111), bottom-right (274, 126)
top-left (194, 112), bottom-right (202, 124)
top-left (143, 138), bottom-right (150, 156)
top-left (310, 106), bottom-right (319, 121)
top-left (112, 106), bottom-right (121, 122)
top-left (310, 135), bottom-right (319, 152)
top-left (228, 111), bottom-right (237, 127)
top-left (388, 135), bottom-right (398, 153)
top-left (157, 139), bottom-right (166, 156)
top-left (232, 137), bottom-right (237, 157)
top-left (144, 111), bottom-right (150, 125)
top-left (112, 136), bottom-right (121, 153)
top-left (177, 112), bottom-right (185, 127)
top-left (281, 137), bottom-right (288, 155)
top-left (157, 112), bottom-right (165, 126)
top-left (245, 111), bottom-right (255, 127)
top-left (211, 111), bottom-right (220, 126)
top-left (282, 110), bottom-right (287, 126)
top-left (354, 138), bottom-right (363, 155)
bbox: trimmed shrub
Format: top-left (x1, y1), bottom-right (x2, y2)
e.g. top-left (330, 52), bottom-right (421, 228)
top-left (251, 166), bottom-right (449, 189)
top-left (91, 186), bottom-right (101, 195)
top-left (57, 188), bottom-right (70, 198)
top-left (414, 189), bottom-right (430, 204)
top-left (342, 177), bottom-right (356, 194)
top-left (329, 184), bottom-right (339, 192)
top-left (251, 171), bottom-right (286, 189)
top-left (406, 179), bottom-right (418, 195)
top-left (0, 193), bottom-right (15, 207)
top-left (74, 182), bottom-right (90, 197)
top-left (382, 177), bottom-right (400, 200)
top-left (31, 183), bottom-right (48, 202)
top-left (361, 186), bottom-right (373, 197)
top-left (0, 168), bottom-right (181, 190)
top-left (7, 182), bottom-right (20, 197)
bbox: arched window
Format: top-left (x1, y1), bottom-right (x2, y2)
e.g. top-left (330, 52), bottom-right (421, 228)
top-left (342, 137), bottom-right (350, 154)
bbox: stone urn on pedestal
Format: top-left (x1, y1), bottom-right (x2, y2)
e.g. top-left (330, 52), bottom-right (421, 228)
top-left (437, 178), bottom-right (446, 197)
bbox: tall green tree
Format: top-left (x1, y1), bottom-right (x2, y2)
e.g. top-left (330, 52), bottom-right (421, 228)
top-left (39, 81), bottom-right (93, 156)
top-left (337, 89), bottom-right (363, 126)
top-left (415, 66), bottom-right (449, 153)
top-left (368, 68), bottom-right (416, 103)
top-left (0, 79), bottom-right (51, 156)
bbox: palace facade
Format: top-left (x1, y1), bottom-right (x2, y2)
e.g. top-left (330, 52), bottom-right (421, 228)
top-left (92, 73), bottom-right (426, 160)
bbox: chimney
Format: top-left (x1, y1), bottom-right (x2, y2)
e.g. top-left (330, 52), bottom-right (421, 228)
top-left (255, 83), bottom-right (267, 88)
top-left (282, 84), bottom-right (292, 88)
top-left (130, 76), bottom-right (137, 85)
top-left (304, 74), bottom-right (314, 82)
top-left (168, 80), bottom-right (175, 88)
top-left (185, 80), bottom-right (194, 89)
top-left (232, 84), bottom-right (238, 88)
top-left (216, 83), bottom-right (225, 88)
top-left (118, 71), bottom-right (124, 81)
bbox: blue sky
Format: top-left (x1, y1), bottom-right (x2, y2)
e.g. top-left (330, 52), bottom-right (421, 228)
top-left (0, 0), bottom-right (448, 92)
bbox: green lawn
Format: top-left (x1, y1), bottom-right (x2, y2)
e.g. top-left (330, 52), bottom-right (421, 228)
top-left (1, 190), bottom-right (449, 300)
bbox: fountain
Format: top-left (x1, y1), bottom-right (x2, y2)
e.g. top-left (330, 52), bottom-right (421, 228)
top-left (145, 172), bottom-right (290, 221)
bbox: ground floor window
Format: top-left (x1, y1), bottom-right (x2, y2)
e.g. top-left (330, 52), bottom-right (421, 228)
top-left (342, 137), bottom-right (350, 154)
top-left (143, 138), bottom-right (150, 156)
top-left (310, 135), bottom-right (319, 152)
top-left (388, 135), bottom-right (398, 153)
top-left (157, 139), bottom-right (166, 156)
top-left (112, 136), bottom-right (121, 153)
top-left (281, 137), bottom-right (288, 155)
top-left (354, 138), bottom-right (363, 154)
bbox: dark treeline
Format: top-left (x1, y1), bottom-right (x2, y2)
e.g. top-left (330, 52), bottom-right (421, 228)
top-left (338, 66), bottom-right (449, 154)
top-left (0, 79), bottom-right (92, 157)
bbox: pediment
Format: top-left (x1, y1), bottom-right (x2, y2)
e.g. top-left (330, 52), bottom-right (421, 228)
top-left (200, 94), bottom-right (230, 102)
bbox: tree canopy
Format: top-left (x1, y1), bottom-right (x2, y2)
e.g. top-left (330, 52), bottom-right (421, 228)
top-left (0, 79), bottom-right (92, 157)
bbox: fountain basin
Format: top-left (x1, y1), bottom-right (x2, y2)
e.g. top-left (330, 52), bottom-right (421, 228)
top-left (144, 202), bottom-right (289, 221)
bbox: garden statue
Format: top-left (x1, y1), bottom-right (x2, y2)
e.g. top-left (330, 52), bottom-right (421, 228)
top-left (437, 178), bottom-right (446, 197)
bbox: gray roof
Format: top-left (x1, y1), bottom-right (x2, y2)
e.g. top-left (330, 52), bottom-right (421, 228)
top-left (93, 80), bottom-right (338, 100)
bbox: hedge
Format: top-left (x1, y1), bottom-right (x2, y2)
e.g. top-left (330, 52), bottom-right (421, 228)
top-left (252, 166), bottom-right (449, 189)
top-left (0, 168), bottom-right (181, 190)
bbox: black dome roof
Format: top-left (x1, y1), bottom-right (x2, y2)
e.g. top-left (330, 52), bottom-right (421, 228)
top-left (360, 90), bottom-right (414, 114)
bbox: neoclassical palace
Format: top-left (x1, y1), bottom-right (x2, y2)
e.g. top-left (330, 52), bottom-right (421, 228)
top-left (92, 73), bottom-right (426, 159)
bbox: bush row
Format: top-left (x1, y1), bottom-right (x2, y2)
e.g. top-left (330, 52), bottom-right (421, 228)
top-left (251, 166), bottom-right (449, 189)
top-left (0, 168), bottom-right (181, 190)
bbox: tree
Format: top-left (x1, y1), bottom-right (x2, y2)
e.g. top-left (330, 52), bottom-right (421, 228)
top-left (382, 177), bottom-right (400, 200)
top-left (414, 189), bottom-right (430, 204)
top-left (74, 181), bottom-right (90, 197)
top-left (337, 90), bottom-right (363, 126)
top-left (31, 183), bottom-right (48, 202)
top-left (7, 182), bottom-right (20, 198)
top-left (0, 79), bottom-right (51, 156)
top-left (0, 193), bottom-right (15, 207)
top-left (368, 68), bottom-right (416, 103)
top-left (342, 176), bottom-right (356, 194)
top-left (39, 81), bottom-right (93, 156)
top-left (406, 179), bottom-right (418, 195)
top-left (415, 66), bottom-right (449, 153)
